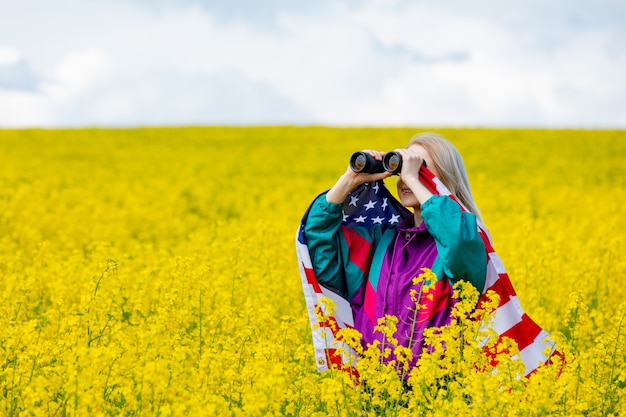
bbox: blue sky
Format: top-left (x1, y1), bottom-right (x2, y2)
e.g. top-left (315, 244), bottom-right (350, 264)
top-left (1, 0), bottom-right (625, 127)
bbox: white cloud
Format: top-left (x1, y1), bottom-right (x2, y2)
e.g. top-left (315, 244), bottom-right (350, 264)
top-left (46, 49), bottom-right (112, 97)
top-left (0, 48), bottom-right (115, 126)
top-left (0, 46), bottom-right (21, 66)
top-left (0, 0), bottom-right (624, 127)
top-left (0, 91), bottom-right (55, 126)
top-left (53, 69), bottom-right (312, 126)
top-left (0, 65), bottom-right (311, 127)
top-left (323, 0), bottom-right (626, 127)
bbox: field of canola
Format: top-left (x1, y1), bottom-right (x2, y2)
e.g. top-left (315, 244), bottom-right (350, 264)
top-left (0, 127), bottom-right (625, 416)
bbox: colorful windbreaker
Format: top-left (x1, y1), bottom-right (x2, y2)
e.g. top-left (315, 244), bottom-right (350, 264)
top-left (304, 191), bottom-right (487, 371)
top-left (295, 165), bottom-right (560, 377)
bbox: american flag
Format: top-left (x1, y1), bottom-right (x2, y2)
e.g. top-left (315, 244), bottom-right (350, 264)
top-left (296, 166), bottom-right (560, 377)
top-left (338, 180), bottom-right (410, 228)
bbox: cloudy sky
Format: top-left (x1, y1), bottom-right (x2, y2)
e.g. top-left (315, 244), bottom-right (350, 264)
top-left (1, 0), bottom-right (625, 128)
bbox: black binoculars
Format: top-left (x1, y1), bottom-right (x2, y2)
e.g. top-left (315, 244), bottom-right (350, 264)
top-left (350, 151), bottom-right (425, 174)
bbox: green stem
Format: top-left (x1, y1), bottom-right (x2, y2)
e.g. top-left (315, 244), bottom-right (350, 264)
top-left (198, 289), bottom-right (203, 361)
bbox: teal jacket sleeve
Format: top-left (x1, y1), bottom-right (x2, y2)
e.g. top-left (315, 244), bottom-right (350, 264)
top-left (421, 195), bottom-right (487, 293)
top-left (303, 193), bottom-right (383, 299)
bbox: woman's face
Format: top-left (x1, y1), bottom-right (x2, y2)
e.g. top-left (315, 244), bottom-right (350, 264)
top-left (396, 144), bottom-right (439, 208)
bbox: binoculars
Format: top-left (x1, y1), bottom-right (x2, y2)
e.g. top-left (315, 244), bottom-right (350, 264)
top-left (350, 151), bottom-right (425, 174)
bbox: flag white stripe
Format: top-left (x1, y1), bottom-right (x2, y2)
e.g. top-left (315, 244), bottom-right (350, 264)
top-left (484, 264), bottom-right (500, 293)
top-left (488, 252), bottom-right (506, 275)
top-left (492, 296), bottom-right (524, 334)
top-left (321, 287), bottom-right (354, 327)
top-left (519, 330), bottom-right (557, 375)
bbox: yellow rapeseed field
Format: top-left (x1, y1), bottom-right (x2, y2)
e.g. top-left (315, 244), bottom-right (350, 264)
top-left (0, 127), bottom-right (624, 416)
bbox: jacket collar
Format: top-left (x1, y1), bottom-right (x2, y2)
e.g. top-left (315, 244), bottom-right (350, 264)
top-left (397, 214), bottom-right (428, 233)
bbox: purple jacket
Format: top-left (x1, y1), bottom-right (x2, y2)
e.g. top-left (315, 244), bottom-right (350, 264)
top-left (304, 193), bottom-right (487, 370)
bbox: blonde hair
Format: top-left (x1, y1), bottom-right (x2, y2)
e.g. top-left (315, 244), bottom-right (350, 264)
top-left (408, 132), bottom-right (483, 224)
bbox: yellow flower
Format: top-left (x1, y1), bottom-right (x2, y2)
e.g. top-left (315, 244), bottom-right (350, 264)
top-left (1, 127), bottom-right (624, 415)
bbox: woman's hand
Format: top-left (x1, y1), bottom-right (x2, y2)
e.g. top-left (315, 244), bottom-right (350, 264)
top-left (393, 148), bottom-right (423, 185)
top-left (393, 148), bottom-right (433, 206)
top-left (326, 150), bottom-right (391, 204)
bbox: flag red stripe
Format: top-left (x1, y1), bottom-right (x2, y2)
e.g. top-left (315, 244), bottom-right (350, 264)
top-left (325, 348), bottom-right (344, 369)
top-left (479, 275), bottom-right (514, 309)
top-left (303, 264), bottom-right (322, 293)
top-left (495, 273), bottom-right (517, 299)
top-left (317, 308), bottom-right (355, 336)
top-left (418, 166), bottom-right (438, 194)
top-left (500, 314), bottom-right (543, 351)
top-left (479, 230), bottom-right (494, 253)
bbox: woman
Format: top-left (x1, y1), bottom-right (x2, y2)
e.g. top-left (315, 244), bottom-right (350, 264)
top-left (302, 132), bottom-right (487, 372)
